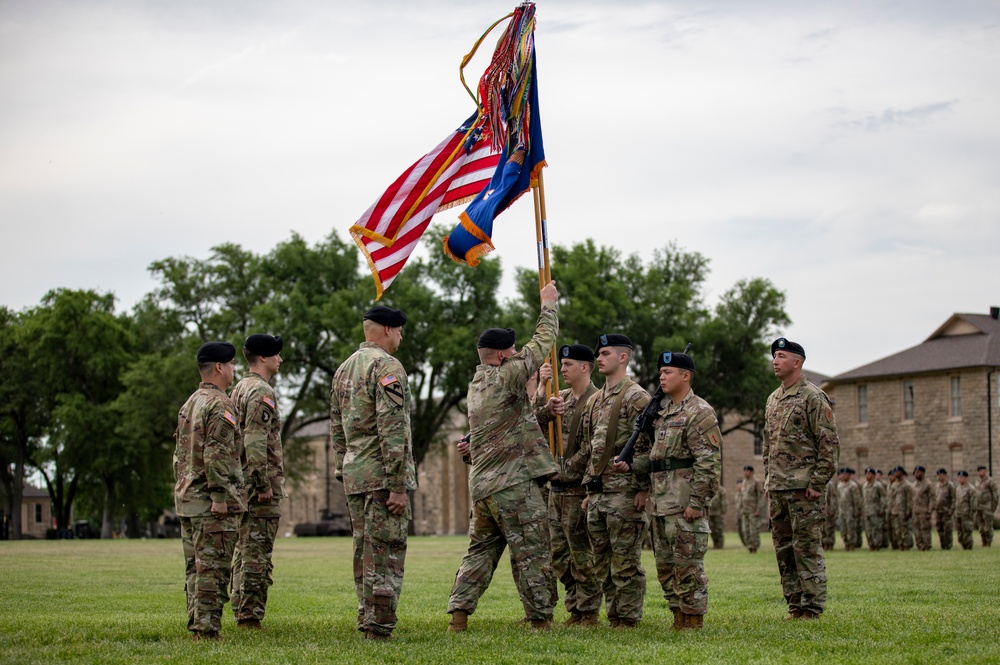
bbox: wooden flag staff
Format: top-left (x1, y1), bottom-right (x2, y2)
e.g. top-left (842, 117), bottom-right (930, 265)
top-left (532, 170), bottom-right (564, 460)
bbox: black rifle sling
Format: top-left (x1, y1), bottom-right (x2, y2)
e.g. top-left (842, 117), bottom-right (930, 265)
top-left (594, 380), bottom-right (634, 477)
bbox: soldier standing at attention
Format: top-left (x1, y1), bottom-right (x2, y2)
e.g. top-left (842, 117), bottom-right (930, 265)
top-left (975, 465), bottom-right (999, 547)
top-left (538, 344), bottom-right (602, 626)
top-left (735, 479), bottom-right (746, 546)
top-left (911, 465), bottom-right (934, 551)
top-left (564, 333), bottom-right (652, 629)
top-left (618, 350), bottom-right (721, 630)
top-left (822, 475), bottom-right (839, 551)
top-left (739, 465), bottom-right (763, 553)
top-left (877, 469), bottom-right (891, 548)
top-left (447, 282), bottom-right (560, 632)
top-left (230, 334), bottom-right (286, 629)
top-left (955, 471), bottom-right (976, 550)
top-left (889, 467), bottom-right (915, 550)
top-left (330, 305), bottom-right (416, 641)
top-left (862, 467), bottom-right (886, 551)
top-left (933, 468), bottom-right (956, 550)
top-left (708, 483), bottom-right (728, 549)
top-left (763, 338), bottom-right (839, 620)
top-left (174, 342), bottom-right (246, 641)
top-left (837, 468), bottom-right (863, 551)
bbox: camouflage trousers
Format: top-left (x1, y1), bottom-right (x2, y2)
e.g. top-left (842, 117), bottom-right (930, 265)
top-left (839, 515), bottom-right (862, 550)
top-left (232, 512), bottom-right (279, 622)
top-left (740, 511), bottom-right (760, 551)
top-left (587, 490), bottom-right (648, 623)
top-left (882, 512), bottom-right (891, 549)
top-left (448, 480), bottom-right (553, 621)
top-left (956, 514), bottom-right (974, 550)
top-left (913, 511), bottom-right (933, 551)
top-left (768, 490), bottom-right (827, 615)
top-left (977, 509), bottom-right (995, 546)
top-left (708, 515), bottom-right (725, 549)
top-left (890, 514), bottom-right (913, 550)
top-left (549, 490), bottom-right (601, 614)
top-left (935, 512), bottom-right (953, 550)
top-left (651, 513), bottom-right (709, 615)
top-left (736, 513), bottom-right (747, 546)
top-left (864, 514), bottom-right (885, 549)
top-left (180, 514), bottom-right (239, 634)
top-left (346, 490), bottom-right (409, 636)
top-left (821, 512), bottom-right (837, 550)
top-left (512, 484), bottom-right (558, 608)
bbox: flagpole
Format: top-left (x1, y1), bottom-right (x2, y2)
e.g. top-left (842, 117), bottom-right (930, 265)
top-left (532, 171), bottom-right (564, 460)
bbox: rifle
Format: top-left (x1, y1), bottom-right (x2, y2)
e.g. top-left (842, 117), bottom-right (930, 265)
top-left (614, 343), bottom-right (693, 468)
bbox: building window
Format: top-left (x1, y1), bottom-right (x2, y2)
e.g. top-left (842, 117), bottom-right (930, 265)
top-left (950, 376), bottom-right (961, 417)
top-left (903, 380), bottom-right (914, 421)
top-left (857, 385), bottom-right (868, 423)
top-left (34, 503), bottom-right (42, 524)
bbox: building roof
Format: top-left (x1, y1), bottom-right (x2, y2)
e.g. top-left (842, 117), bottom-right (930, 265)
top-left (22, 484), bottom-right (49, 498)
top-left (829, 312), bottom-right (1000, 383)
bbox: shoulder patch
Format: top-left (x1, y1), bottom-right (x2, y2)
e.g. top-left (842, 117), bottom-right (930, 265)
top-left (380, 374), bottom-right (399, 387)
top-left (223, 410), bottom-right (236, 426)
top-left (262, 396), bottom-right (276, 409)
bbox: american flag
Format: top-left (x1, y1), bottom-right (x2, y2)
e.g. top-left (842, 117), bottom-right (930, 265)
top-left (349, 113), bottom-right (501, 299)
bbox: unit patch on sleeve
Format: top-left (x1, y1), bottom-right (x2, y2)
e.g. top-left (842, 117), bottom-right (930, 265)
top-left (380, 374), bottom-right (404, 408)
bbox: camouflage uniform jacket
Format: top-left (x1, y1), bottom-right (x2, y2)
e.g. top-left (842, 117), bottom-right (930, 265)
top-left (740, 477), bottom-right (764, 516)
top-left (536, 381), bottom-right (598, 463)
top-left (231, 371), bottom-right (286, 502)
top-left (466, 303), bottom-right (559, 502)
top-left (762, 377), bottom-right (839, 493)
top-left (825, 477), bottom-right (839, 519)
top-left (912, 478), bottom-right (933, 515)
top-left (708, 485), bottom-right (727, 517)
top-left (330, 342), bottom-right (417, 495)
top-left (934, 480), bottom-right (956, 517)
top-left (564, 377), bottom-right (651, 493)
top-left (956, 483), bottom-right (976, 518)
top-left (863, 479), bottom-right (886, 517)
top-left (889, 480), bottom-right (914, 518)
top-left (634, 390), bottom-right (721, 515)
top-left (975, 475), bottom-right (1000, 512)
top-left (173, 382), bottom-right (246, 517)
top-left (837, 479), bottom-right (863, 521)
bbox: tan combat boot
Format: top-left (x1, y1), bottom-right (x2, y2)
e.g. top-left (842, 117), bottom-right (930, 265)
top-left (529, 619), bottom-right (552, 631)
top-left (447, 610), bottom-right (469, 633)
top-left (685, 614), bottom-right (704, 630)
top-left (671, 608), bottom-right (684, 630)
top-left (578, 612), bottom-right (600, 627)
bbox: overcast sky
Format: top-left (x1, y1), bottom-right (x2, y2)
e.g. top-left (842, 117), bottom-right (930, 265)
top-left (2, 0), bottom-right (998, 377)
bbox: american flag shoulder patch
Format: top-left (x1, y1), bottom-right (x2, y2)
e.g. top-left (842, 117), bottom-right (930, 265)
top-left (223, 410), bottom-right (236, 426)
top-left (380, 374), bottom-right (398, 387)
top-left (262, 396), bottom-right (276, 409)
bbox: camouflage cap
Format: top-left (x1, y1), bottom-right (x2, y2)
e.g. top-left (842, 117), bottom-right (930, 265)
top-left (197, 341), bottom-right (236, 363)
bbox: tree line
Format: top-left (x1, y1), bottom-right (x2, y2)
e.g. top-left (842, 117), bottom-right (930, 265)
top-left (0, 225), bottom-right (788, 539)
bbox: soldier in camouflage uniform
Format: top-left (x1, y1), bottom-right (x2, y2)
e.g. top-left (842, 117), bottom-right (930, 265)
top-left (837, 468), bottom-right (863, 551)
top-left (538, 345), bottom-right (602, 626)
top-left (763, 338), bottom-right (839, 620)
top-left (877, 469), bottom-right (891, 548)
top-left (862, 467), bottom-right (886, 551)
top-left (563, 333), bottom-right (651, 629)
top-left (447, 281), bottom-right (560, 632)
top-left (975, 466), bottom-right (999, 547)
top-left (230, 334), bottom-right (286, 629)
top-left (822, 476), bottom-right (838, 550)
top-left (331, 306), bottom-right (417, 641)
top-left (735, 479), bottom-right (746, 546)
top-left (708, 483), bottom-right (727, 549)
top-left (955, 471), bottom-right (976, 550)
top-left (739, 465), bottom-right (763, 553)
top-left (933, 468), bottom-right (956, 550)
top-left (889, 467), bottom-right (914, 550)
top-left (174, 341), bottom-right (246, 641)
top-left (911, 465), bottom-right (934, 551)
top-left (622, 350), bottom-right (720, 630)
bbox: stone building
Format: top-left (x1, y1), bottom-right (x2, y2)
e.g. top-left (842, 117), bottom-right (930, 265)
top-left (823, 310), bottom-right (1000, 491)
top-left (20, 484), bottom-right (52, 539)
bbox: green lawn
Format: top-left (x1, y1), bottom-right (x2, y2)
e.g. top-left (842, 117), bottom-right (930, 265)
top-left (1, 533), bottom-right (998, 664)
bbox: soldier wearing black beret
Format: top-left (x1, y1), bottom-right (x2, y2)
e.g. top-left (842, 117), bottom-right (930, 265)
top-left (912, 465), bottom-right (933, 551)
top-left (477, 328), bottom-right (517, 350)
top-left (740, 461), bottom-right (764, 554)
top-left (230, 334), bottom-right (287, 627)
top-left (934, 467), bottom-right (956, 550)
top-left (197, 341), bottom-right (237, 366)
top-left (955, 470), bottom-right (975, 549)
top-left (364, 305), bottom-right (407, 328)
top-left (975, 466), bottom-right (999, 547)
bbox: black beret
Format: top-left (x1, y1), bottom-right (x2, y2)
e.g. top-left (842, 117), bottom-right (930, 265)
top-left (596, 333), bottom-right (632, 351)
top-left (197, 341), bottom-right (236, 364)
top-left (658, 351), bottom-right (695, 373)
top-left (899, 468), bottom-right (908, 476)
top-left (914, 465), bottom-right (925, 473)
top-left (837, 467), bottom-right (846, 474)
top-left (846, 468), bottom-right (856, 474)
top-left (936, 468), bottom-right (948, 475)
top-left (478, 328), bottom-right (516, 349)
top-left (771, 337), bottom-right (806, 359)
top-left (978, 465), bottom-right (988, 471)
top-left (958, 470), bottom-right (968, 477)
top-left (560, 344), bottom-right (594, 363)
top-left (244, 333), bottom-right (283, 357)
top-left (865, 467), bottom-right (876, 474)
top-left (743, 465), bottom-right (754, 471)
top-left (876, 469), bottom-right (883, 474)
top-left (364, 305), bottom-right (407, 327)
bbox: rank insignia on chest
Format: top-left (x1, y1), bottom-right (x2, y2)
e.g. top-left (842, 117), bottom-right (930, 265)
top-left (223, 410), bottom-right (236, 426)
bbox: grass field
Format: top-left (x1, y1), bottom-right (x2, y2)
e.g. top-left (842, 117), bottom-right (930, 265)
top-left (1, 533), bottom-right (998, 664)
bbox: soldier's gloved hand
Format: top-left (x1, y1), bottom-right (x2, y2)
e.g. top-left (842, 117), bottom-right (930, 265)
top-left (547, 396), bottom-right (566, 416)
